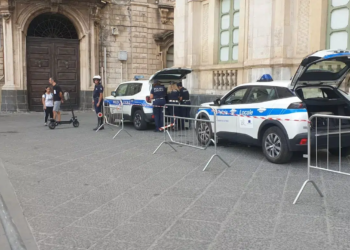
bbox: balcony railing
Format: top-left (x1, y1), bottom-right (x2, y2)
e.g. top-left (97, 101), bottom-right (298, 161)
top-left (213, 69), bottom-right (237, 90)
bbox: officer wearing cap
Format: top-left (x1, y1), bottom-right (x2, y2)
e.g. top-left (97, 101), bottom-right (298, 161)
top-left (178, 82), bottom-right (191, 129)
top-left (150, 80), bottom-right (166, 132)
top-left (92, 75), bottom-right (104, 131)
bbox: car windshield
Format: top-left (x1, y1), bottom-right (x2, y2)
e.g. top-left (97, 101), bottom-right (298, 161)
top-left (307, 61), bottom-right (347, 74)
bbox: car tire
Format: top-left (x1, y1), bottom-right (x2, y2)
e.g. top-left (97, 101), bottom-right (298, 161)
top-left (196, 117), bottom-right (213, 146)
top-left (329, 147), bottom-right (350, 157)
top-left (262, 126), bottom-right (292, 164)
top-left (133, 110), bottom-right (147, 130)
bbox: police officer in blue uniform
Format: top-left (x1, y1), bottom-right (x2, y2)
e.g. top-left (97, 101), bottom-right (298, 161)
top-left (93, 75), bottom-right (104, 131)
top-left (150, 80), bottom-right (166, 132)
top-left (178, 82), bottom-right (191, 129)
top-left (167, 82), bottom-right (180, 129)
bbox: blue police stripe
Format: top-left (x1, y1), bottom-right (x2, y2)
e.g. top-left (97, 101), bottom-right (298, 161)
top-left (104, 99), bottom-right (153, 108)
top-left (323, 53), bottom-right (350, 59)
top-left (198, 108), bottom-right (307, 117)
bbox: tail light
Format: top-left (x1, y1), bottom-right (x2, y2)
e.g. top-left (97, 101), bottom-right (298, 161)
top-left (146, 96), bottom-right (152, 103)
top-left (287, 102), bottom-right (306, 109)
top-left (299, 139), bottom-right (307, 145)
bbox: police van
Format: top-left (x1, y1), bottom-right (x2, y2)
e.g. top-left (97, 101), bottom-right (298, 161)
top-left (104, 68), bottom-right (192, 130)
top-left (196, 50), bottom-right (350, 164)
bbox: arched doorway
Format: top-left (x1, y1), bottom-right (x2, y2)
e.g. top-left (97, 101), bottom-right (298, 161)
top-left (27, 13), bottom-right (80, 111)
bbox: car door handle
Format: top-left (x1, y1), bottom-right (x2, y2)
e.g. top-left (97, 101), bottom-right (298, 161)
top-left (258, 108), bottom-right (266, 112)
top-left (130, 99), bottom-right (134, 102)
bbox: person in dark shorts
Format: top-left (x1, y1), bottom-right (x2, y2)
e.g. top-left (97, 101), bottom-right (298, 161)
top-left (49, 77), bottom-right (63, 124)
top-left (42, 86), bottom-right (54, 126)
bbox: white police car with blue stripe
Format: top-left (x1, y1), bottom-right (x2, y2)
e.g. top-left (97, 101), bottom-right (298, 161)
top-left (104, 68), bottom-right (192, 130)
top-left (196, 50), bottom-right (350, 164)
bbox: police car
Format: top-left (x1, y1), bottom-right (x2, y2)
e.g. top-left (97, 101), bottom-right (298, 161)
top-left (104, 68), bottom-right (192, 130)
top-left (196, 50), bottom-right (350, 164)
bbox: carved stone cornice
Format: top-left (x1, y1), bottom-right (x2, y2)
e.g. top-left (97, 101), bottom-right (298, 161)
top-left (153, 30), bottom-right (174, 50)
top-left (90, 4), bottom-right (102, 26)
top-left (158, 3), bottom-right (174, 25)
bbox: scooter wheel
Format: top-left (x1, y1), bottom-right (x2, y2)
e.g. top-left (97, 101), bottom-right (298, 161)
top-left (73, 120), bottom-right (80, 128)
top-left (48, 122), bottom-right (56, 130)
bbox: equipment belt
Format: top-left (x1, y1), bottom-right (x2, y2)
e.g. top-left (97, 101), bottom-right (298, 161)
top-left (182, 100), bottom-right (190, 101)
top-left (169, 100), bottom-right (179, 103)
top-left (155, 98), bottom-right (164, 100)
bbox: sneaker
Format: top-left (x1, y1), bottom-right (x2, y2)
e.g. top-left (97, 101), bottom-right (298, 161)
top-left (44, 123), bottom-right (47, 126)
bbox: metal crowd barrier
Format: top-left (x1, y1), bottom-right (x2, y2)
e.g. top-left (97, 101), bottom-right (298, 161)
top-left (153, 104), bottom-right (231, 171)
top-left (96, 101), bottom-right (132, 139)
top-left (294, 114), bottom-right (350, 204)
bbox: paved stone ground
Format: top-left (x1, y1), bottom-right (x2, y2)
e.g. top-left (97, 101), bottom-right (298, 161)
top-left (1, 111), bottom-right (350, 250)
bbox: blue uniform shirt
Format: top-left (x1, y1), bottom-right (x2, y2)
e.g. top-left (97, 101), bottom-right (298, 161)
top-left (93, 84), bottom-right (104, 99)
top-left (168, 90), bottom-right (180, 101)
top-left (180, 87), bottom-right (190, 101)
top-left (151, 85), bottom-right (166, 99)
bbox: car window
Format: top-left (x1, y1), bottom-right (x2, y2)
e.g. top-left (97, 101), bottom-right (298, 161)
top-left (126, 83), bottom-right (142, 96)
top-left (115, 84), bottom-right (128, 96)
top-left (277, 87), bottom-right (294, 98)
top-left (246, 86), bottom-right (277, 103)
top-left (301, 88), bottom-right (327, 99)
top-left (339, 89), bottom-right (350, 101)
top-left (223, 88), bottom-right (248, 105)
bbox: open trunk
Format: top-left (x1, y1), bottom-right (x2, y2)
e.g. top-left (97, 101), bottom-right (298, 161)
top-left (295, 87), bottom-right (350, 130)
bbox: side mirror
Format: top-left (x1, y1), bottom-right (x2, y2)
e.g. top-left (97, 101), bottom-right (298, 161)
top-left (214, 98), bottom-right (221, 106)
top-left (111, 91), bottom-right (117, 97)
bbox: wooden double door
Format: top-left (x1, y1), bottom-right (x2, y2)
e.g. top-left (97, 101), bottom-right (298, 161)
top-left (27, 37), bottom-right (80, 111)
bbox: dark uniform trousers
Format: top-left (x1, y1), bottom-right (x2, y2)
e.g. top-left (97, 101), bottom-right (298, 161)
top-left (180, 100), bottom-right (191, 129)
top-left (153, 98), bottom-right (166, 130)
top-left (168, 102), bottom-right (180, 125)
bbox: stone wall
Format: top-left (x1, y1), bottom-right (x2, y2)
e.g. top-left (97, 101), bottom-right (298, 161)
top-left (99, 2), bottom-right (174, 95)
top-left (175, 0), bottom-right (328, 99)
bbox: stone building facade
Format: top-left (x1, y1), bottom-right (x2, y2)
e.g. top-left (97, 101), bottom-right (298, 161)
top-left (0, 0), bottom-right (174, 112)
top-left (174, 0), bottom-right (344, 104)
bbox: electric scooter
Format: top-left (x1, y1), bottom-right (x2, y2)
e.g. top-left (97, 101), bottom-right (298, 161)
top-left (48, 92), bottom-right (79, 129)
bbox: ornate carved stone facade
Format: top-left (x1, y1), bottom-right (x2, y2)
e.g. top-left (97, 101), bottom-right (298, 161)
top-left (0, 0), bottom-right (174, 111)
top-left (174, 0), bottom-right (329, 103)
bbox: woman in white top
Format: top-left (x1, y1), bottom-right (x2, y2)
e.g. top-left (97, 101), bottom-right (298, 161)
top-left (42, 86), bottom-right (54, 126)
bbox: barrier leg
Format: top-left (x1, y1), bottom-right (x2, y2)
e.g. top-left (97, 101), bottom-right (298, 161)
top-left (153, 141), bottom-right (177, 154)
top-left (203, 154), bottom-right (231, 171)
top-left (95, 117), bottom-right (106, 132)
top-left (113, 120), bottom-right (132, 139)
top-left (293, 179), bottom-right (324, 204)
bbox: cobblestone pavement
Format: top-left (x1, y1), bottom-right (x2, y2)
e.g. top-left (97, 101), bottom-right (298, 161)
top-left (1, 111), bottom-right (350, 250)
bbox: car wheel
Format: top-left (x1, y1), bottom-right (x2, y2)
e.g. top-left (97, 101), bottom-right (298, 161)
top-left (262, 127), bottom-right (292, 164)
top-left (329, 147), bottom-right (350, 157)
top-left (196, 118), bottom-right (212, 146)
top-left (133, 110), bottom-right (147, 130)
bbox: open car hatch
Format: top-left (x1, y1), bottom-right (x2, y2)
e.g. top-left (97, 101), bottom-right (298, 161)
top-left (291, 50), bottom-right (350, 90)
top-left (149, 68), bottom-right (192, 81)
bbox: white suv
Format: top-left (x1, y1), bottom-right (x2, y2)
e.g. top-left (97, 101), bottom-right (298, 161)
top-left (196, 50), bottom-right (350, 164)
top-left (104, 68), bottom-right (192, 130)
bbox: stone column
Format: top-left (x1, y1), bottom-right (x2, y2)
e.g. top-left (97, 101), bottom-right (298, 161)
top-left (174, 0), bottom-right (187, 67)
top-left (1, 13), bottom-right (17, 111)
top-left (2, 13), bottom-right (14, 90)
